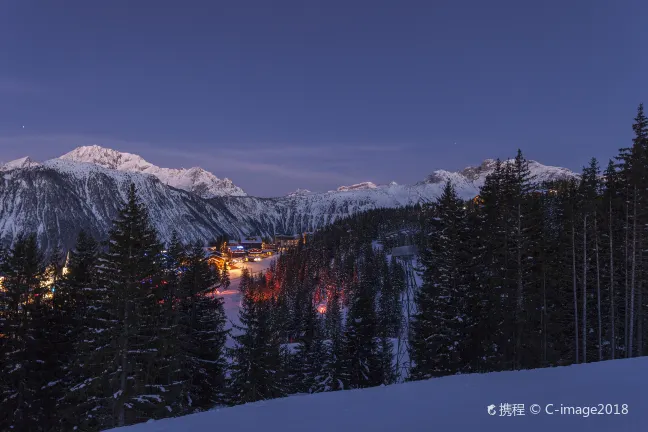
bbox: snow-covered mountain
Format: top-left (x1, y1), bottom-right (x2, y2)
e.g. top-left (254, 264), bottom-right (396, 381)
top-left (421, 158), bottom-right (579, 191)
top-left (0, 147), bottom-right (578, 254)
top-left (0, 159), bottom-right (262, 253)
top-left (0, 156), bottom-right (40, 171)
top-left (59, 145), bottom-right (247, 198)
top-left (285, 188), bottom-right (312, 197)
top-left (109, 357), bottom-right (647, 432)
top-left (336, 181), bottom-right (378, 192)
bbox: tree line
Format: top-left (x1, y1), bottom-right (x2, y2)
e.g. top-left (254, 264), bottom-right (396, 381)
top-left (409, 104), bottom-right (648, 378)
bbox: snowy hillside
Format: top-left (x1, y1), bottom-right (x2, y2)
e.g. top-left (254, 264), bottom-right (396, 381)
top-left (108, 357), bottom-right (646, 432)
top-left (59, 145), bottom-right (247, 198)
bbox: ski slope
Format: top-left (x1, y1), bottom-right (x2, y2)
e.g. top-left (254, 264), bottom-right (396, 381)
top-left (107, 357), bottom-right (646, 432)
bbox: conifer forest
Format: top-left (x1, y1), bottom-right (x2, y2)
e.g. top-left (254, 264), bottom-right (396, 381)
top-left (1, 105), bottom-right (647, 431)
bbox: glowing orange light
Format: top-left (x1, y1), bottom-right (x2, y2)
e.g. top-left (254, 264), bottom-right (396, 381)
top-left (317, 304), bottom-right (327, 314)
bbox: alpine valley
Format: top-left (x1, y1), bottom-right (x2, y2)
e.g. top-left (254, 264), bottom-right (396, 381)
top-left (0, 145), bottom-right (577, 254)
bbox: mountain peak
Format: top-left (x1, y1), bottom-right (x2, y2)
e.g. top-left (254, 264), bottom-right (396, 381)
top-left (0, 156), bottom-right (40, 171)
top-left (424, 158), bottom-right (577, 186)
top-left (336, 182), bottom-right (378, 192)
top-left (286, 188), bottom-right (312, 197)
top-left (59, 145), bottom-right (247, 198)
top-left (60, 145), bottom-right (150, 171)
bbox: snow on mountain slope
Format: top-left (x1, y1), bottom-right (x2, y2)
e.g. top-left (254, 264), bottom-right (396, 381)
top-left (336, 181), bottom-right (378, 192)
top-left (0, 156), bottom-right (41, 171)
top-left (108, 357), bottom-right (646, 432)
top-left (285, 188), bottom-right (312, 197)
top-left (59, 145), bottom-right (247, 198)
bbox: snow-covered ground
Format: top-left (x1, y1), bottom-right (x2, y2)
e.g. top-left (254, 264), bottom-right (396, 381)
top-left (107, 357), bottom-right (647, 432)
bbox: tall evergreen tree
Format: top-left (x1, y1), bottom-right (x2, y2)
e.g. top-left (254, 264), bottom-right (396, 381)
top-left (68, 184), bottom-right (166, 429)
top-left (342, 249), bottom-right (381, 389)
top-left (409, 181), bottom-right (469, 380)
top-left (228, 277), bottom-right (286, 404)
top-left (181, 242), bottom-right (228, 410)
top-left (292, 302), bottom-right (328, 394)
top-left (0, 234), bottom-right (48, 431)
top-left (54, 230), bottom-right (100, 430)
top-left (323, 287), bottom-right (346, 391)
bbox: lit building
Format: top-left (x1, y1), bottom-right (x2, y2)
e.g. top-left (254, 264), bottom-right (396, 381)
top-left (240, 236), bottom-right (263, 250)
top-left (274, 234), bottom-right (300, 251)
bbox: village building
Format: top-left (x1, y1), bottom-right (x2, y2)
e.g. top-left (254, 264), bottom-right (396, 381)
top-left (240, 236), bottom-right (263, 250)
top-left (274, 234), bottom-right (301, 251)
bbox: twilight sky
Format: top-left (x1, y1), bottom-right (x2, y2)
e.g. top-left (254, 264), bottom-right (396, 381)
top-left (0, 0), bottom-right (646, 197)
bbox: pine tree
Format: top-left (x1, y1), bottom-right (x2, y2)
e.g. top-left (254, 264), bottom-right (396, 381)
top-left (323, 287), bottom-right (346, 391)
top-left (342, 249), bottom-right (381, 389)
top-left (154, 232), bottom-right (187, 416)
top-left (181, 242), bottom-right (228, 411)
top-left (220, 260), bottom-right (231, 291)
top-left (409, 181), bottom-right (469, 380)
top-left (228, 278), bottom-right (286, 404)
top-left (0, 234), bottom-right (48, 431)
top-left (293, 302), bottom-right (328, 394)
top-left (378, 255), bottom-right (402, 338)
top-left (54, 230), bottom-right (100, 430)
top-left (68, 183), bottom-right (166, 429)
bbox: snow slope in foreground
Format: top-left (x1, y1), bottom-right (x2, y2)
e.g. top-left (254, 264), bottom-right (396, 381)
top-left (108, 357), bottom-right (647, 432)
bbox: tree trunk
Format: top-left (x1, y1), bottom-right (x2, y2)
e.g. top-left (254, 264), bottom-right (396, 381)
top-left (637, 229), bottom-right (643, 356)
top-left (629, 190), bottom-right (637, 358)
top-left (582, 215), bottom-right (587, 363)
top-left (118, 300), bottom-right (129, 427)
top-left (609, 198), bottom-right (616, 360)
top-left (542, 268), bottom-right (547, 366)
top-left (595, 215), bottom-right (602, 361)
top-left (625, 199), bottom-right (630, 356)
top-left (572, 215), bottom-right (579, 364)
top-left (515, 203), bottom-right (524, 369)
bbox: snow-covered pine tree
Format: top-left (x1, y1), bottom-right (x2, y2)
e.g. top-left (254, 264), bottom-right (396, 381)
top-left (0, 234), bottom-right (48, 431)
top-left (153, 232), bottom-right (187, 416)
top-left (228, 275), bottom-right (286, 405)
top-left (409, 181), bottom-right (470, 380)
top-left (617, 104), bottom-right (648, 358)
top-left (342, 248), bottom-right (381, 389)
top-left (378, 254), bottom-right (402, 339)
top-left (323, 287), bottom-right (346, 391)
top-left (469, 160), bottom-right (509, 372)
top-left (180, 242), bottom-right (228, 411)
top-left (376, 254), bottom-right (398, 384)
top-left (220, 260), bottom-right (231, 291)
top-left (54, 230), bottom-right (100, 430)
top-left (69, 183), bottom-right (166, 429)
top-left (293, 301), bottom-right (328, 394)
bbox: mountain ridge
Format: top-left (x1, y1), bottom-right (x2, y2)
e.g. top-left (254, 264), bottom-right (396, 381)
top-left (0, 146), bottom-right (579, 254)
top-left (58, 145), bottom-right (247, 198)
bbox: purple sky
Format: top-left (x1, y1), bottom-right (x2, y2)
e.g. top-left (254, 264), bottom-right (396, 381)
top-left (0, 0), bottom-right (646, 197)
